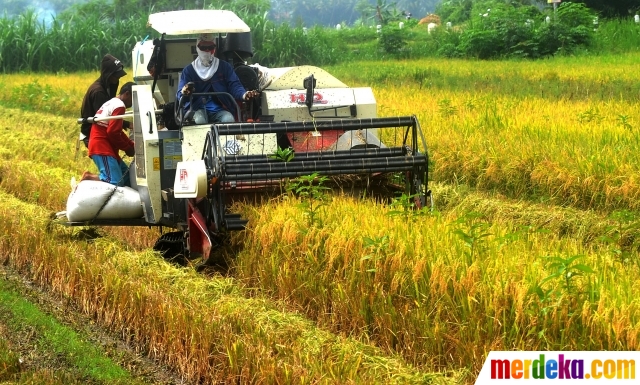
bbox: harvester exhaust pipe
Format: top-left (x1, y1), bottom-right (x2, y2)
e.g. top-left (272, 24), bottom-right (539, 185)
top-left (303, 74), bottom-right (316, 115)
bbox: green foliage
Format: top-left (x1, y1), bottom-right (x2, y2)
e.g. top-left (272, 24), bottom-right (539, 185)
top-left (618, 115), bottom-right (633, 131)
top-left (599, 210), bottom-right (640, 266)
top-left (248, 13), bottom-right (341, 67)
top-left (437, 0), bottom-right (475, 24)
top-left (450, 211), bottom-right (492, 265)
top-left (456, 1), bottom-right (597, 59)
top-left (336, 25), bottom-right (378, 44)
top-left (531, 254), bottom-right (597, 315)
top-left (379, 25), bottom-right (408, 54)
top-left (0, 9), bottom-right (146, 72)
top-left (285, 173), bottom-right (330, 227)
top-left (268, 146), bottom-right (294, 162)
top-left (577, 107), bottom-right (603, 124)
top-left (590, 18), bottom-right (640, 54)
top-left (387, 192), bottom-right (427, 218)
top-left (535, 3), bottom-right (596, 56)
top-left (360, 235), bottom-right (389, 273)
top-left (438, 98), bottom-right (458, 117)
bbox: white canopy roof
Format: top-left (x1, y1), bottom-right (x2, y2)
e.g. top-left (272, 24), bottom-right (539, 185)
top-left (147, 10), bottom-right (251, 35)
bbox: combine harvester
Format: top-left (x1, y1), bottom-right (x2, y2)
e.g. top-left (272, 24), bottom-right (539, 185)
top-left (61, 10), bottom-right (430, 263)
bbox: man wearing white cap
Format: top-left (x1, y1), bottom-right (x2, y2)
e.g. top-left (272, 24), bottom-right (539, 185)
top-left (177, 33), bottom-right (259, 124)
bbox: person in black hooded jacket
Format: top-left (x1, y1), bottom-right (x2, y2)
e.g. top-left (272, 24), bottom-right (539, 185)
top-left (79, 54), bottom-right (127, 148)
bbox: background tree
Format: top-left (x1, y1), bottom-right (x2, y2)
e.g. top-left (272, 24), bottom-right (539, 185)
top-left (269, 0), bottom-right (360, 26)
top-left (578, 0), bottom-right (639, 17)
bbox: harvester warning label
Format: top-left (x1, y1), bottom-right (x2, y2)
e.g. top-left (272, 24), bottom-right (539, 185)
top-left (164, 156), bottom-right (182, 170)
top-left (162, 139), bottom-right (182, 170)
top-left (163, 139), bottom-right (181, 155)
top-left (153, 157), bottom-right (160, 171)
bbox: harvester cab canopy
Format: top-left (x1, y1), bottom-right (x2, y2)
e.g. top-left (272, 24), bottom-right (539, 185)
top-left (147, 10), bottom-right (250, 35)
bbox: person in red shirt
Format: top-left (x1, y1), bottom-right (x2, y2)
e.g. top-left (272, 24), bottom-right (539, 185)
top-left (79, 54), bottom-right (128, 148)
top-left (81, 82), bottom-right (136, 186)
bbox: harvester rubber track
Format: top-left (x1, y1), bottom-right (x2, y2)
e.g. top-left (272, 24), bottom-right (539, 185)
top-left (153, 231), bottom-right (187, 262)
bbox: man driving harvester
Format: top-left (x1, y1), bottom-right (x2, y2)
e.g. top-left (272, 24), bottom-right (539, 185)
top-left (177, 33), bottom-right (259, 124)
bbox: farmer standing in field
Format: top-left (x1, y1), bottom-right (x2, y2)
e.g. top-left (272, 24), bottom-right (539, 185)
top-left (79, 54), bottom-right (128, 148)
top-left (177, 33), bottom-right (259, 124)
top-left (81, 82), bottom-right (136, 187)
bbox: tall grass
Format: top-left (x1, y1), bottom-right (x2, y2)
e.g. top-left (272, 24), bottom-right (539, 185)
top-left (0, 10), bottom-right (146, 72)
top-left (590, 18), bottom-right (640, 54)
top-left (2, 9), bottom-right (639, 73)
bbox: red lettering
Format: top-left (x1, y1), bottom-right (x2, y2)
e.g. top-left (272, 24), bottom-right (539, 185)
top-left (290, 93), bottom-right (305, 103)
top-left (491, 360), bottom-right (510, 379)
top-left (290, 92), bottom-right (328, 104)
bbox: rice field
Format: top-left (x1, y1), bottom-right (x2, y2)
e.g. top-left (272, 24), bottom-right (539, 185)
top-left (0, 52), bottom-right (639, 383)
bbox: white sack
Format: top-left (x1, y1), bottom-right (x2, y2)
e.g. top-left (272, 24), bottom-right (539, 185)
top-left (66, 180), bottom-right (143, 222)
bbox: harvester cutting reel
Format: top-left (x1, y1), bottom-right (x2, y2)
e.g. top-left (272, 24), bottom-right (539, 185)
top-left (198, 115), bottom-right (432, 238)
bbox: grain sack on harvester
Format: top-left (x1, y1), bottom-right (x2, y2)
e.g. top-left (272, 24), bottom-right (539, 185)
top-left (57, 10), bottom-right (431, 264)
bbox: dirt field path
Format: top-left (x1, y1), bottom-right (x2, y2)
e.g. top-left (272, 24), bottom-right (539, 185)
top-left (0, 265), bottom-right (186, 384)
